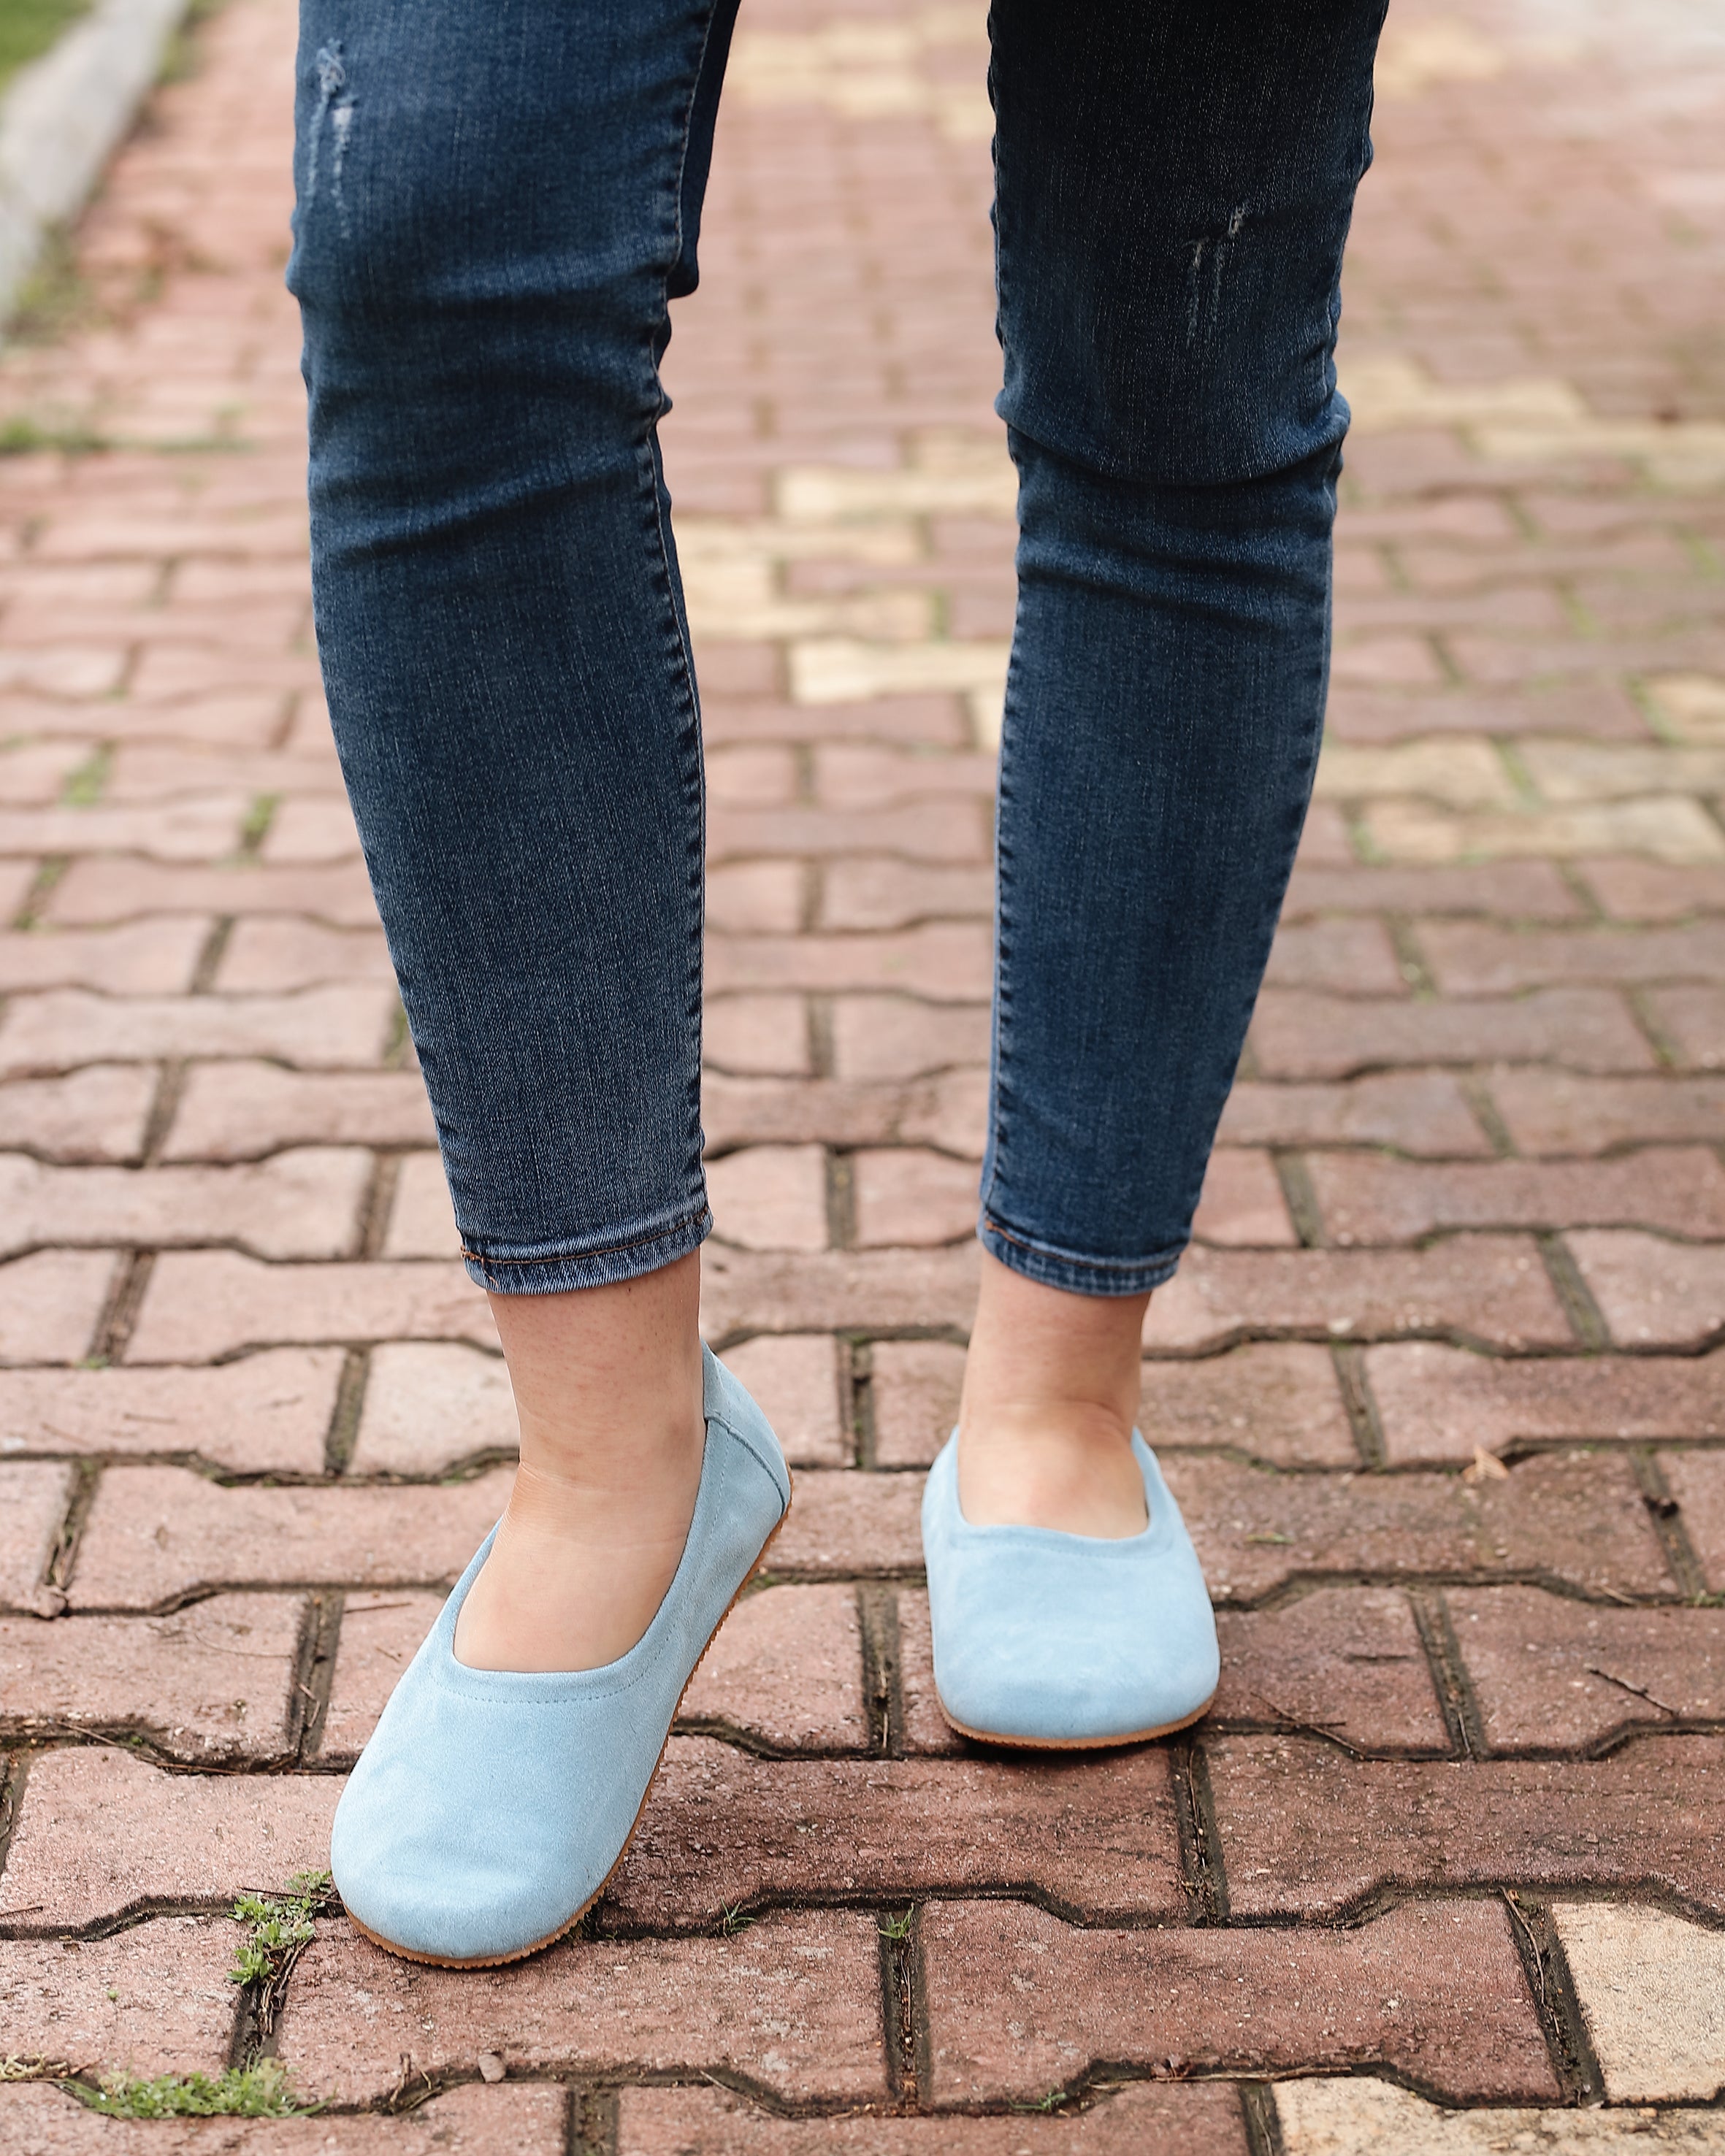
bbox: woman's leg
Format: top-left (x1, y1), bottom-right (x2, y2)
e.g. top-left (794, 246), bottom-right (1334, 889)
top-left (289, 0), bottom-right (740, 1668)
top-left (962, 0), bottom-right (1389, 1529)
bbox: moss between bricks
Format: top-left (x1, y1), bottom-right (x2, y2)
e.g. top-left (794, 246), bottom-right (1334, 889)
top-left (229, 1867), bottom-right (331, 1994)
top-left (78, 2060), bottom-right (303, 2119)
top-left (0, 0), bottom-right (90, 94)
top-left (53, 1871), bottom-right (334, 2120)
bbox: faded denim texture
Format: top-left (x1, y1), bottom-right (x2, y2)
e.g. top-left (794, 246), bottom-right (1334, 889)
top-left (288, 0), bottom-right (1386, 1299)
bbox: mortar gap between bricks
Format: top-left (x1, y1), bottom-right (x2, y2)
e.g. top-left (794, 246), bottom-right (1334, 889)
top-left (846, 1335), bottom-right (873, 1468)
top-left (1239, 2079), bottom-right (1286, 2156)
top-left (551, 2065), bottom-right (819, 2119)
top-left (1537, 1233), bottom-right (1611, 1351)
top-left (1407, 1586), bottom-right (1485, 1758)
top-left (664, 1717), bottom-right (827, 1761)
top-left (1532, 1720), bottom-right (1725, 1764)
top-left (1272, 1151), bottom-right (1325, 1247)
top-left (358, 1154), bottom-right (403, 1260)
top-left (1557, 860), bottom-right (1607, 925)
top-left (190, 915), bottom-right (235, 994)
top-left (825, 1148), bottom-right (854, 1250)
top-left (1503, 1889), bottom-right (1607, 2104)
top-left (876, 1898), bottom-right (924, 2106)
top-left (1428, 630), bottom-right (1465, 691)
top-left (324, 1346), bottom-right (370, 1476)
top-left (1171, 1735), bottom-right (1227, 1922)
top-left (857, 1581), bottom-right (903, 1756)
top-left (593, 1881), bottom-right (1143, 1944)
top-left (1484, 1881), bottom-right (1725, 1931)
top-left (266, 688), bottom-right (299, 753)
top-left (38, 1459), bottom-right (104, 1612)
top-left (1181, 1568), bottom-right (1682, 1616)
top-left (86, 1248), bottom-right (155, 1366)
top-left (0, 1752), bottom-right (28, 1884)
top-left (1623, 984), bottom-right (1685, 1069)
top-left (1, 1719), bottom-right (298, 1775)
top-left (1385, 914), bottom-right (1436, 997)
top-left (1458, 1070), bottom-right (1518, 1157)
top-left (1, 1885), bottom-right (292, 1946)
top-left (11, 856), bottom-right (69, 931)
top-left (570, 2087), bottom-right (619, 2156)
top-left (1177, 1881), bottom-right (1580, 1939)
top-left (806, 993), bottom-right (834, 1079)
top-left (1330, 1343), bottom-right (1386, 1468)
top-left (1621, 987), bottom-right (1681, 1069)
top-left (1630, 1449), bottom-right (1709, 1600)
top-left (293, 1589), bottom-right (345, 1762)
top-left (137, 1059), bottom-right (188, 1165)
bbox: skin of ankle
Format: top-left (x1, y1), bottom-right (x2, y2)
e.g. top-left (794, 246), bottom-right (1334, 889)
top-left (957, 1248), bottom-right (1152, 1538)
top-left (452, 1251), bottom-right (706, 1673)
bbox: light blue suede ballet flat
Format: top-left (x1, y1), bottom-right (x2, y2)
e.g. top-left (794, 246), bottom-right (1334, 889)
top-left (329, 1346), bottom-right (789, 1966)
top-left (920, 1430), bottom-right (1218, 1748)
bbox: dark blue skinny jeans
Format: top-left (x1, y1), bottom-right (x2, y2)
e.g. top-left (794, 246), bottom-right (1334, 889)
top-left (288, 0), bottom-right (1388, 1300)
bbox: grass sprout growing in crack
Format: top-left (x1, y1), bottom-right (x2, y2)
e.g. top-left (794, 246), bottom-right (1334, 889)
top-left (877, 1906), bottom-right (914, 1943)
top-left (77, 2061), bottom-right (307, 2119)
top-left (1009, 2089), bottom-right (1073, 2114)
top-left (230, 1869), bottom-right (333, 2036)
top-left (0, 416), bottom-right (108, 457)
top-left (720, 1904), bottom-right (756, 1936)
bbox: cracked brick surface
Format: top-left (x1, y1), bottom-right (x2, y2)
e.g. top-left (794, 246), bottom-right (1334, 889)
top-left (1, 0), bottom-right (1722, 2136)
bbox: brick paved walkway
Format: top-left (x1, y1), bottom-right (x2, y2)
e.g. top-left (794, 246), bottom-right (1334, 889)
top-left (1, 0), bottom-right (1724, 2145)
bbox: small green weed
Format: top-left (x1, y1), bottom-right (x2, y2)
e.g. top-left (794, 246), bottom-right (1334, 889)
top-left (1010, 2089), bottom-right (1073, 2114)
top-left (237, 791), bottom-right (279, 855)
top-left (0, 415), bottom-right (107, 458)
top-left (5, 226), bottom-right (96, 345)
top-left (876, 1906), bottom-right (914, 1944)
top-left (59, 745), bottom-right (110, 805)
top-left (230, 1868), bottom-right (331, 1990)
top-left (78, 2060), bottom-right (305, 2119)
top-left (0, 0), bottom-right (90, 95)
top-left (720, 1904), bottom-right (756, 1936)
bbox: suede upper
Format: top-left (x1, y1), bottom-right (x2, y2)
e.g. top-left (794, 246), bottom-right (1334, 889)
top-left (920, 1430), bottom-right (1218, 1744)
top-left (330, 1346), bottom-right (789, 1962)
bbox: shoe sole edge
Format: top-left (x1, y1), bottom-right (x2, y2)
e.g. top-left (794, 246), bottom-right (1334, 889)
top-left (936, 1692), bottom-right (1216, 1750)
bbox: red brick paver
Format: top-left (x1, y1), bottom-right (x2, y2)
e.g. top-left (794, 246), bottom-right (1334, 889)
top-left (1, 0), bottom-right (1724, 2141)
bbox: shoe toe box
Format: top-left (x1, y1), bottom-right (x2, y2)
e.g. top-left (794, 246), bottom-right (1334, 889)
top-left (933, 1575), bottom-right (1219, 1743)
top-left (330, 1668), bottom-right (649, 1963)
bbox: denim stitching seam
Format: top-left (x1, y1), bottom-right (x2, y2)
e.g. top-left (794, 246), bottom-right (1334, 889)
top-left (980, 1212), bottom-right (1185, 1281)
top-left (462, 1205), bottom-right (712, 1270)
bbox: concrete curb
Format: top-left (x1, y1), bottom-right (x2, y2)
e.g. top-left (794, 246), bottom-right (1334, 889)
top-left (0, 0), bottom-right (191, 324)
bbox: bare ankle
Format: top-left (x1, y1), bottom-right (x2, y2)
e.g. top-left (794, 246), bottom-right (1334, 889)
top-left (957, 1251), bottom-right (1152, 1536)
top-left (961, 1248), bottom-right (1147, 1433)
top-left (452, 1253), bottom-right (707, 1673)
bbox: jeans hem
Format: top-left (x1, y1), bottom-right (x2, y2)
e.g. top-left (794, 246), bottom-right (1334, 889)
top-left (979, 1214), bottom-right (1184, 1300)
top-left (462, 1206), bottom-right (711, 1295)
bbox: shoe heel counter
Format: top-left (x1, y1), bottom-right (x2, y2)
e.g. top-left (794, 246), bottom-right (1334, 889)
top-left (702, 1346), bottom-right (792, 1511)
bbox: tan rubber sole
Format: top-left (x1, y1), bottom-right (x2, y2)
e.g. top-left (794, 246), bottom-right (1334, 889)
top-left (344, 1493), bottom-right (792, 1971)
top-left (936, 1691), bottom-right (1217, 1751)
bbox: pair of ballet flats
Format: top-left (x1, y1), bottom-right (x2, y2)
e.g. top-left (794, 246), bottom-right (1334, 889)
top-left (332, 1346), bottom-right (1218, 1966)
